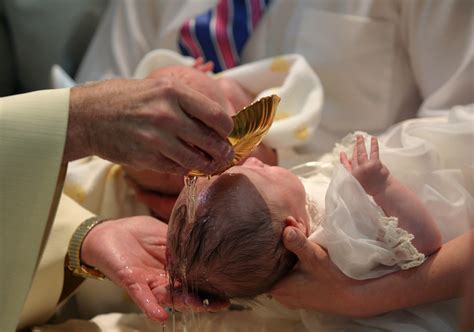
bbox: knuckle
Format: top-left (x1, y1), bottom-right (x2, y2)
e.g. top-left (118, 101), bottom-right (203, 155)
top-left (371, 160), bottom-right (383, 171)
top-left (177, 151), bottom-right (205, 169)
top-left (155, 77), bottom-right (177, 98)
top-left (138, 129), bottom-right (159, 145)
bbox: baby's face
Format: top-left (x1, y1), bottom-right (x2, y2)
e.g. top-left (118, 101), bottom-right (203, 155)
top-left (178, 157), bottom-right (309, 231)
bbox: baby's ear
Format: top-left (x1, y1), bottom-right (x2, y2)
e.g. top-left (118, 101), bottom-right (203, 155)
top-left (284, 216), bottom-right (307, 235)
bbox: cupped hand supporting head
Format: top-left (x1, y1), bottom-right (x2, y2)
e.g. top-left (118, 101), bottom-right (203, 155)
top-left (271, 226), bottom-right (366, 317)
top-left (65, 77), bottom-right (234, 175)
top-left (80, 216), bottom-right (229, 323)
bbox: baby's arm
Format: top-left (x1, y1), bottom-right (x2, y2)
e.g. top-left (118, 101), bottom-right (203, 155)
top-left (340, 135), bottom-right (442, 255)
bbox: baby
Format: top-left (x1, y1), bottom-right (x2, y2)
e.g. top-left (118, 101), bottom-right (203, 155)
top-left (125, 60), bottom-right (277, 219)
top-left (166, 135), bottom-right (442, 300)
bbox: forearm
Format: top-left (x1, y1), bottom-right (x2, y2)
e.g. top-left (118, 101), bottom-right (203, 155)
top-left (63, 84), bottom-right (98, 162)
top-left (374, 176), bottom-right (442, 255)
top-left (350, 231), bottom-right (472, 318)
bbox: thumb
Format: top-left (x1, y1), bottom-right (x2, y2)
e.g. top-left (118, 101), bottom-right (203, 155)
top-left (283, 226), bottom-right (325, 265)
top-left (282, 227), bottom-right (311, 260)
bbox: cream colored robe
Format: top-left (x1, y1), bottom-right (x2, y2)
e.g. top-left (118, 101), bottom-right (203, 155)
top-left (0, 89), bottom-right (94, 331)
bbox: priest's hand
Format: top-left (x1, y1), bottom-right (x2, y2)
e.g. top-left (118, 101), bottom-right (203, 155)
top-left (65, 78), bottom-right (234, 176)
top-left (80, 216), bottom-right (228, 322)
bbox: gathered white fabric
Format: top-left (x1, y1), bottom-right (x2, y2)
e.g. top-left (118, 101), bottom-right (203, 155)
top-left (133, 49), bottom-right (323, 149)
top-left (303, 163), bottom-right (424, 280)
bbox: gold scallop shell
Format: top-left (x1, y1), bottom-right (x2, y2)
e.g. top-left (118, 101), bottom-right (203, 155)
top-left (189, 94), bottom-right (280, 177)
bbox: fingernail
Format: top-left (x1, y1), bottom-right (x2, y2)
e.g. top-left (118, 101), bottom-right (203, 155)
top-left (286, 229), bottom-right (297, 242)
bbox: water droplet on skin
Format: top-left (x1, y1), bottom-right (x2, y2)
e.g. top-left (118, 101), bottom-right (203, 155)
top-left (130, 283), bottom-right (142, 292)
top-left (185, 176), bottom-right (198, 224)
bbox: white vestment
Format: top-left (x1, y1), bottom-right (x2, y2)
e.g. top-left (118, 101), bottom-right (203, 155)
top-left (0, 88), bottom-right (98, 331)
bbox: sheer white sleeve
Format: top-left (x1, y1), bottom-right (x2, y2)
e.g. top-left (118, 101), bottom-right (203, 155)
top-left (310, 164), bottom-right (425, 280)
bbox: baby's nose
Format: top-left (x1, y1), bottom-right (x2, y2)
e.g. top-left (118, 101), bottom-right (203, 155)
top-left (243, 157), bottom-right (265, 168)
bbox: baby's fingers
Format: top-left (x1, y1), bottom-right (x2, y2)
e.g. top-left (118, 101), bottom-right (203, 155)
top-left (351, 139), bottom-right (359, 168)
top-left (369, 136), bottom-right (380, 160)
top-left (356, 135), bottom-right (369, 164)
top-left (340, 152), bottom-right (352, 171)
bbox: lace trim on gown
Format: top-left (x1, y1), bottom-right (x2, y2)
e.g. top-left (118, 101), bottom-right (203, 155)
top-left (378, 216), bottom-right (426, 270)
top-left (305, 195), bottom-right (321, 232)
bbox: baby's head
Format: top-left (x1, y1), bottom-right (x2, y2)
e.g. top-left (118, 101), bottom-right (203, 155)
top-left (167, 157), bottom-right (309, 299)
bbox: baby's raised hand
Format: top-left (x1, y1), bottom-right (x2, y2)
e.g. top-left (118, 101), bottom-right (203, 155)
top-left (340, 135), bottom-right (390, 196)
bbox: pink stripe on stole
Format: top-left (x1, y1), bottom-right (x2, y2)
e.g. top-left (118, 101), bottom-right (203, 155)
top-left (180, 20), bottom-right (200, 58)
top-left (215, 0), bottom-right (236, 69)
top-left (250, 0), bottom-right (262, 28)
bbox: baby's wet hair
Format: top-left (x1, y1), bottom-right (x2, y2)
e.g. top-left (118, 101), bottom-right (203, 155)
top-left (167, 173), bottom-right (297, 299)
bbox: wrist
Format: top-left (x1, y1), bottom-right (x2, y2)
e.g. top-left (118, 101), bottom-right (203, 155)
top-left (372, 175), bottom-right (396, 203)
top-left (67, 216), bottom-right (107, 279)
top-left (80, 219), bottom-right (108, 268)
top-left (64, 85), bottom-right (96, 162)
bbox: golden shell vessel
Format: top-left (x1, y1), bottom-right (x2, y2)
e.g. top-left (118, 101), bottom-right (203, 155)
top-left (189, 94), bottom-right (280, 177)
